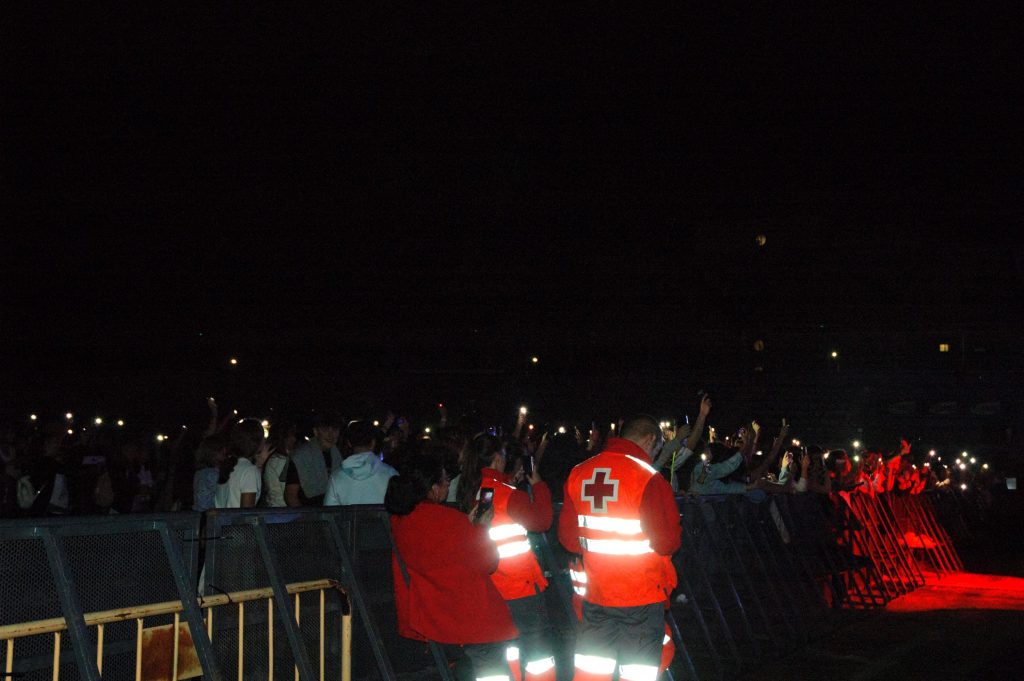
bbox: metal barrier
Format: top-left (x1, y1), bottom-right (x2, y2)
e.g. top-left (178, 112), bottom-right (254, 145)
top-left (1, 492), bottom-right (964, 681)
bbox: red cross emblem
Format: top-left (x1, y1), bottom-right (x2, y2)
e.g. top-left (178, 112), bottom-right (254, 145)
top-left (581, 468), bottom-right (619, 514)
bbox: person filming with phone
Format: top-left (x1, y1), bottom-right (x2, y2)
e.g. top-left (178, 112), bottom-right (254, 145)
top-left (457, 432), bottom-right (557, 681)
top-left (386, 445), bottom-right (519, 681)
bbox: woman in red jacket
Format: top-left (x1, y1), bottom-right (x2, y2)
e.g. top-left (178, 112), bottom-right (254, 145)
top-left (457, 434), bottom-right (556, 681)
top-left (386, 446), bottom-right (519, 681)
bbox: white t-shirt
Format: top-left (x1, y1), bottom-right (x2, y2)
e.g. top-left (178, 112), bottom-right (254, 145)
top-left (214, 458), bottom-right (262, 509)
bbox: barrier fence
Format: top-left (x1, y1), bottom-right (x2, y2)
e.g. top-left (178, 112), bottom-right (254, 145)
top-left (0, 491), bottom-right (965, 681)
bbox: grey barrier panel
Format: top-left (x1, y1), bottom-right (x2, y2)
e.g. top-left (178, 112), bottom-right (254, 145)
top-left (204, 508), bottom-right (349, 681)
top-left (0, 513), bottom-right (219, 681)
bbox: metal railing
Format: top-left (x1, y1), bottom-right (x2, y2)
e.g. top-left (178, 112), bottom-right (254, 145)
top-left (0, 579), bottom-right (350, 681)
top-left (1, 492), bottom-right (965, 681)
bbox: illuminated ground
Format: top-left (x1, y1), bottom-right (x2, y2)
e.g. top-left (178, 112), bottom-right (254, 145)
top-left (742, 572), bottom-right (1024, 680)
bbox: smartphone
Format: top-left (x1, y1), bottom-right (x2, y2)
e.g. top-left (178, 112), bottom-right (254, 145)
top-left (522, 455), bottom-right (535, 478)
top-left (476, 487), bottom-right (495, 519)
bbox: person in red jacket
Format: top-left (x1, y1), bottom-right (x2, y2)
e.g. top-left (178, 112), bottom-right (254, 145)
top-left (458, 434), bottom-right (556, 681)
top-left (386, 446), bottom-right (519, 681)
top-left (559, 415), bottom-right (681, 681)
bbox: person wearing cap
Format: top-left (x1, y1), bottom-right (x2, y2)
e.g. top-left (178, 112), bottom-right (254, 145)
top-left (284, 411), bottom-right (343, 506)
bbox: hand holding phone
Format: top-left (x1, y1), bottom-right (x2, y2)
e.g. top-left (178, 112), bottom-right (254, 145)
top-left (474, 487), bottom-right (495, 522)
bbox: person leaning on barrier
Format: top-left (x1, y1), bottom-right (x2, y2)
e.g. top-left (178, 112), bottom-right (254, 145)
top-left (688, 442), bottom-right (754, 495)
top-left (324, 420), bottom-right (397, 506)
top-left (459, 433), bottom-right (557, 681)
top-left (651, 395), bottom-right (712, 492)
top-left (559, 414), bottom-right (681, 681)
top-left (284, 411), bottom-right (343, 507)
top-left (386, 445), bottom-right (519, 681)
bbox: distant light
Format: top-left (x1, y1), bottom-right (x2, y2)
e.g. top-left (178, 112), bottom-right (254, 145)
top-left (929, 450), bottom-right (936, 457)
top-left (939, 343), bottom-right (950, 353)
top-left (156, 434), bottom-right (166, 442)
top-left (962, 451), bottom-right (968, 457)
top-left (755, 234), bottom-right (767, 247)
top-left (756, 450), bottom-right (763, 456)
top-left (970, 457), bottom-right (976, 464)
top-left (229, 358), bottom-right (238, 365)
top-left (261, 420), bottom-right (269, 428)
top-left (520, 406), bottom-right (528, 415)
top-left (65, 412), bottom-right (73, 420)
top-left (232, 409), bottom-right (239, 415)
top-left (955, 459), bottom-right (962, 465)
top-left (94, 417), bottom-right (103, 426)
top-left (960, 483), bottom-right (967, 490)
top-left (830, 351), bottom-right (838, 359)
top-left (528, 424), bottom-right (534, 430)
top-left (824, 451), bottom-right (830, 459)
top-left (792, 439), bottom-right (801, 446)
top-left (424, 427), bottom-right (431, 434)
top-left (30, 414), bottom-right (37, 421)
top-left (912, 464), bottom-right (917, 469)
top-left (852, 440), bottom-right (861, 449)
top-left (853, 455), bottom-right (861, 462)
top-left (372, 420), bottom-right (380, 427)
top-left (531, 356), bottom-right (539, 364)
top-left (66, 429), bottom-right (73, 435)
top-left (983, 463), bottom-right (989, 469)
top-left (610, 423), bottom-right (616, 430)
top-left (959, 463), bottom-right (966, 470)
top-left (701, 453), bottom-right (708, 461)
top-left (117, 420), bottom-right (125, 427)
top-left (558, 426), bottom-right (566, 434)
top-left (304, 436), bottom-right (310, 441)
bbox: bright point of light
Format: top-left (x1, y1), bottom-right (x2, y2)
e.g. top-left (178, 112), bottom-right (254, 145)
top-left (424, 427), bottom-right (431, 434)
top-left (756, 450), bottom-right (763, 456)
top-left (824, 452), bottom-right (830, 459)
top-left (959, 463), bottom-right (966, 470)
top-left (955, 459), bottom-right (962, 465)
top-left (261, 420), bottom-right (269, 428)
top-left (912, 464), bottom-right (917, 469)
top-left (232, 409), bottom-right (239, 415)
top-left (531, 356), bottom-right (539, 364)
top-left (610, 423), bottom-right (616, 429)
top-left (182, 424), bottom-right (187, 429)
top-left (792, 439), bottom-right (801, 446)
top-left (520, 406), bottom-right (528, 414)
top-left (528, 424), bottom-right (534, 430)
top-left (852, 440), bottom-right (861, 449)
top-left (66, 429), bottom-right (73, 435)
top-left (960, 483), bottom-right (967, 490)
top-left (962, 451), bottom-right (968, 457)
top-left (830, 351), bottom-right (838, 358)
top-left (372, 420), bottom-right (380, 427)
top-left (929, 450), bottom-right (936, 457)
top-left (156, 434), bottom-right (166, 442)
top-left (701, 453), bottom-right (707, 461)
top-left (970, 457), bottom-right (976, 464)
top-left (30, 414), bottom-right (37, 421)
top-left (117, 420), bottom-right (124, 427)
top-left (558, 426), bottom-right (566, 434)
top-left (229, 358), bottom-right (238, 365)
top-left (983, 463), bottom-right (989, 469)
top-left (853, 455), bottom-right (860, 462)
top-left (94, 417), bottom-right (103, 426)
top-left (65, 412), bottom-right (73, 420)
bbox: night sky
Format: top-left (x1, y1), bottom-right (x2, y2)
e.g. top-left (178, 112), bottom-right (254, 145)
top-left (3, 5), bottom-right (1023, 422)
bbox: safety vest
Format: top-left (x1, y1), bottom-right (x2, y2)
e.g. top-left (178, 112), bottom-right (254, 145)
top-left (483, 476), bottom-right (549, 600)
top-left (566, 450), bottom-right (676, 607)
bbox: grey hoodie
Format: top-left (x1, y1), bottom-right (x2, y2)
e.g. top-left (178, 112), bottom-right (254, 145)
top-left (323, 451), bottom-right (398, 506)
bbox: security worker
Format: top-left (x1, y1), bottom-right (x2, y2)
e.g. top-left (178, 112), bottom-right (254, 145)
top-left (460, 434), bottom-right (556, 681)
top-left (559, 415), bottom-right (681, 681)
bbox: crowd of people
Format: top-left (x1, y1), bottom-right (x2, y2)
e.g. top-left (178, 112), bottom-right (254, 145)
top-left (0, 395), bottom-right (1001, 680)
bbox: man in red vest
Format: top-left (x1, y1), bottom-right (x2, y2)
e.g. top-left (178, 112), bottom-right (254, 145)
top-left (559, 415), bottom-right (681, 681)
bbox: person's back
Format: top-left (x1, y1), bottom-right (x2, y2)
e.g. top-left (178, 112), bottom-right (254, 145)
top-left (324, 451), bottom-right (397, 505)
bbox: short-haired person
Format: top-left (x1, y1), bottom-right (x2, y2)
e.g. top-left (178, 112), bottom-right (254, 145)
top-left (324, 420), bottom-right (397, 506)
top-left (386, 446), bottom-right (518, 681)
top-left (559, 415), bottom-right (681, 681)
top-left (284, 412), bottom-right (342, 507)
top-left (459, 434), bottom-right (556, 681)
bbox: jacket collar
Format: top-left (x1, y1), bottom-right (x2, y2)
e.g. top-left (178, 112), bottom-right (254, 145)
top-left (603, 437), bottom-right (653, 463)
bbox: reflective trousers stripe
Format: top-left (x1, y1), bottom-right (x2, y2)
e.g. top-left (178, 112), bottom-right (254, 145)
top-left (506, 646), bottom-right (520, 661)
top-left (574, 654), bottom-right (617, 674)
top-left (619, 664), bottom-right (659, 681)
top-left (525, 657), bottom-right (556, 674)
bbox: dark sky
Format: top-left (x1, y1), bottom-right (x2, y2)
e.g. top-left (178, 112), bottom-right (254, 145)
top-left (3, 5), bottom-right (1023, 414)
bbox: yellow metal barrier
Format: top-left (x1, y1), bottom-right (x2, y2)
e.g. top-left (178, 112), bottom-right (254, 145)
top-left (0, 579), bottom-right (351, 681)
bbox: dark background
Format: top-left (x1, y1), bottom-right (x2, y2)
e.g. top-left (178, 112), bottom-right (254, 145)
top-left (2, 5), bottom-right (1022, 457)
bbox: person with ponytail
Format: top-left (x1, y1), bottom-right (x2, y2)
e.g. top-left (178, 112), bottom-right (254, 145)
top-left (214, 419), bottom-right (273, 509)
top-left (386, 444), bottom-right (518, 681)
top-left (457, 433), bottom-right (556, 681)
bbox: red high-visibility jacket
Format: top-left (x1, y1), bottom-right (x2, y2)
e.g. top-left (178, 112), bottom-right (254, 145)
top-left (479, 468), bottom-right (552, 600)
top-left (559, 438), bottom-right (680, 607)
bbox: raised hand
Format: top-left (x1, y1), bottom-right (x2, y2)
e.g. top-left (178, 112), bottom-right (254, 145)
top-left (699, 395), bottom-right (712, 418)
